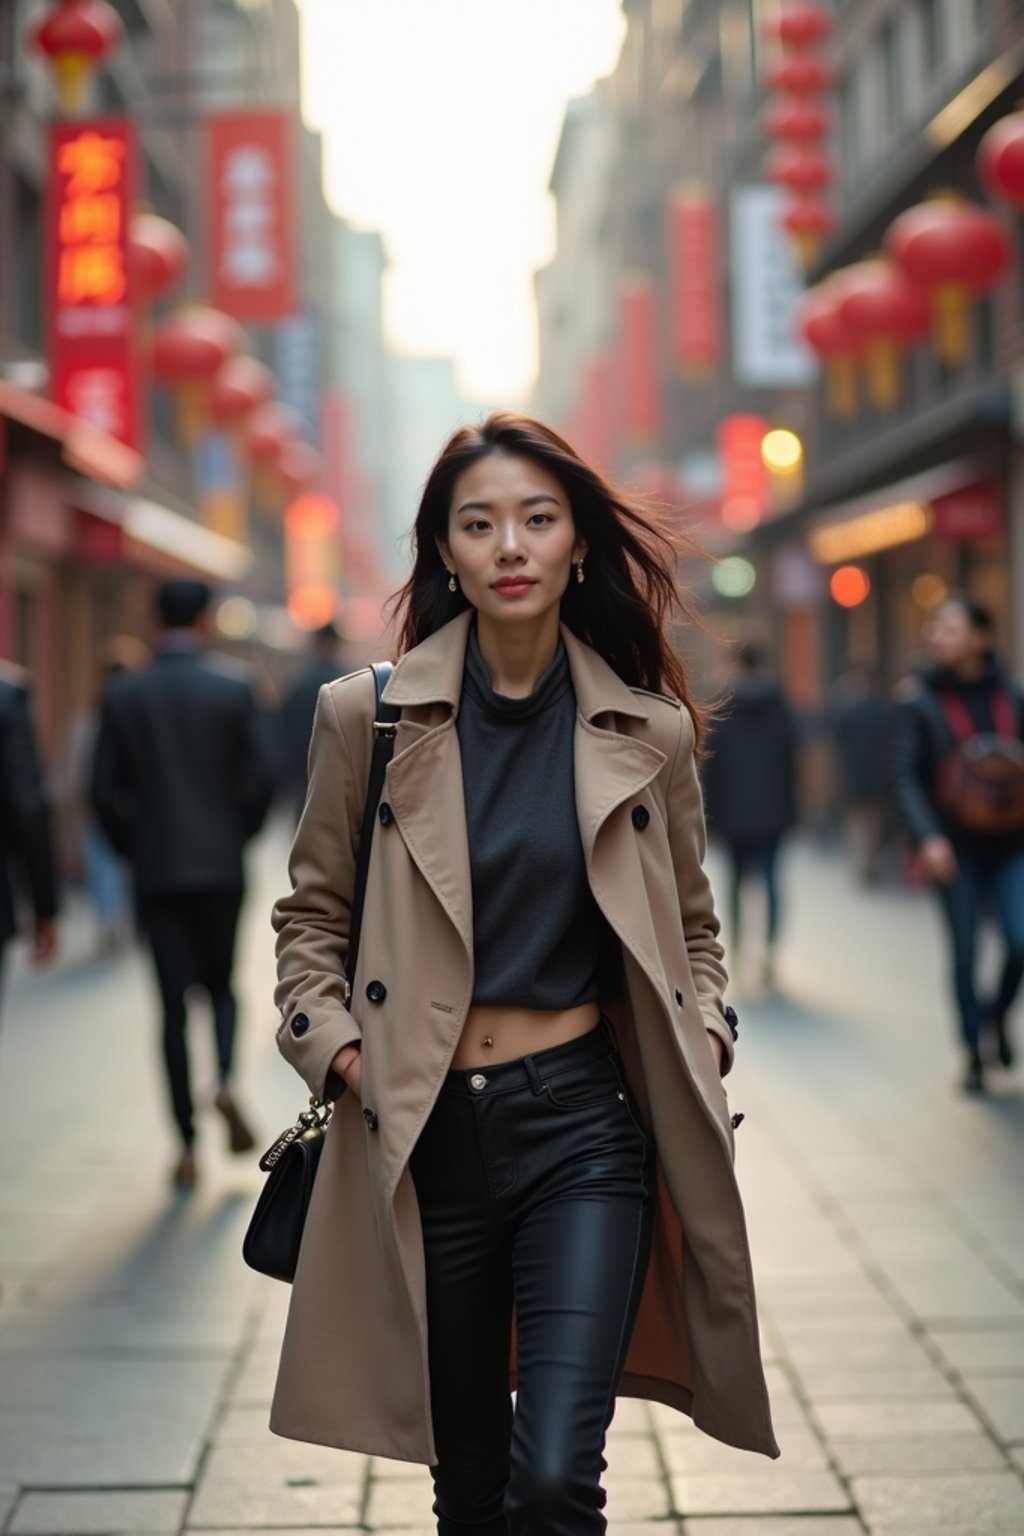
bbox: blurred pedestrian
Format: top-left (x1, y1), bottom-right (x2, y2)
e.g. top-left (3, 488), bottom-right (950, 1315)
top-left (54, 637), bottom-right (149, 957)
top-left (277, 621), bottom-right (348, 815)
top-left (269, 411), bottom-right (776, 1527)
top-left (828, 663), bottom-right (890, 885)
top-left (0, 666), bottom-right (58, 1011)
top-left (91, 579), bottom-right (275, 1186)
top-left (892, 594), bottom-right (1024, 1094)
top-left (702, 643), bottom-right (798, 989)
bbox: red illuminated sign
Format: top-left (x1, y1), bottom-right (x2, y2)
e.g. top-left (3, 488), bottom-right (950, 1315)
top-left (668, 188), bottom-right (721, 375)
top-left (207, 112), bottom-right (297, 323)
top-left (718, 414), bottom-right (769, 531)
top-left (46, 118), bottom-right (140, 451)
top-left (931, 480), bottom-right (1003, 541)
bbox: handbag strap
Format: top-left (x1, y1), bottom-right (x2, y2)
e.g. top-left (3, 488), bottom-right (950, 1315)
top-left (939, 687), bottom-right (1019, 745)
top-left (345, 662), bottom-right (400, 989)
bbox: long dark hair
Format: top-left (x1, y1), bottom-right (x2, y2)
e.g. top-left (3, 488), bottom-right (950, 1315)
top-left (386, 411), bottom-right (711, 750)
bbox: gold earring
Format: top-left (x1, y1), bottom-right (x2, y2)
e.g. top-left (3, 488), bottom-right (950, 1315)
top-left (576, 559), bottom-right (585, 586)
top-left (448, 572), bottom-right (458, 593)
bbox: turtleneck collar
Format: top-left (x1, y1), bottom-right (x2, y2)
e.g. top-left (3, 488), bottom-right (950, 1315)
top-left (463, 621), bottom-right (571, 722)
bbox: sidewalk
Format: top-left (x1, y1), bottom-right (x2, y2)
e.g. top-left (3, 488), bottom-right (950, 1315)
top-left (0, 827), bottom-right (1022, 1535)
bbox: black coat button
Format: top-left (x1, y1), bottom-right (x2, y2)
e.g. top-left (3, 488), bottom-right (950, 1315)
top-left (724, 1005), bottom-right (739, 1041)
top-left (674, 988), bottom-right (683, 1006)
top-left (731, 1112), bottom-right (745, 1130)
top-left (366, 980), bottom-right (387, 1004)
top-left (631, 805), bottom-right (650, 830)
top-left (363, 1106), bottom-right (379, 1131)
top-left (290, 1012), bottom-right (310, 1037)
top-left (378, 802), bottom-right (393, 826)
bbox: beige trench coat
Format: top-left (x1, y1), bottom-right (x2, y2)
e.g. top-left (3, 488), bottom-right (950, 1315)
top-left (270, 610), bottom-right (779, 1464)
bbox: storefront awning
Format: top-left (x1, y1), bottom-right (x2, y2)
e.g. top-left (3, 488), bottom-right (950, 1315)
top-left (71, 482), bottom-right (253, 583)
top-left (807, 456), bottom-right (1001, 564)
top-left (0, 379), bottom-right (144, 490)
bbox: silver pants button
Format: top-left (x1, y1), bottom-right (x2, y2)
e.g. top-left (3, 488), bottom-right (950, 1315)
top-left (470, 1073), bottom-right (487, 1091)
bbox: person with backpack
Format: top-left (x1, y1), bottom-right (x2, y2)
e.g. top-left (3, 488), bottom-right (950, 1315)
top-left (892, 594), bottom-right (1024, 1093)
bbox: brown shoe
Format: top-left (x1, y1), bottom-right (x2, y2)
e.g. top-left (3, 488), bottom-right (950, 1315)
top-left (215, 1090), bottom-right (257, 1154)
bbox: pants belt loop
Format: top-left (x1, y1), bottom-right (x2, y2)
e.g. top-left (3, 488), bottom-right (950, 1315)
top-left (523, 1055), bottom-right (544, 1095)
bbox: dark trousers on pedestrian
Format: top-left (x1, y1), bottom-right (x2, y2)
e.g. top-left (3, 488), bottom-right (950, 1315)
top-left (410, 1020), bottom-right (654, 1536)
top-left (726, 837), bottom-right (782, 951)
top-left (141, 887), bottom-right (244, 1148)
top-left (935, 849), bottom-right (1024, 1054)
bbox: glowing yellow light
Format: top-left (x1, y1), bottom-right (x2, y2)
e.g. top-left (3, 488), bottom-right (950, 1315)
top-left (911, 573), bottom-right (948, 610)
top-left (809, 501), bottom-right (932, 564)
top-left (761, 429), bottom-right (803, 472)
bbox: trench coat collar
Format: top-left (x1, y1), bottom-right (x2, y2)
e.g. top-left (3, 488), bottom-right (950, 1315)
top-left (382, 608), bottom-right (651, 723)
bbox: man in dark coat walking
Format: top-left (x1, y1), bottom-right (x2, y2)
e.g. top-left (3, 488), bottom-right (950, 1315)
top-left (702, 643), bottom-right (798, 989)
top-left (891, 595), bottom-right (1024, 1093)
top-left (92, 580), bottom-right (274, 1185)
top-left (0, 668), bottom-right (58, 1008)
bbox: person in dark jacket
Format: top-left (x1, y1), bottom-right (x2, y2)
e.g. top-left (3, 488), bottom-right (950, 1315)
top-left (92, 580), bottom-right (275, 1185)
top-left (277, 621), bottom-right (348, 815)
top-left (828, 664), bottom-right (890, 885)
top-left (702, 643), bottom-right (798, 989)
top-left (891, 594), bottom-right (1024, 1093)
top-left (0, 668), bottom-right (58, 1007)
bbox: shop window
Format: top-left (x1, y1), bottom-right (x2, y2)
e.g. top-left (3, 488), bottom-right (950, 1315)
top-left (14, 175), bottom-right (42, 352)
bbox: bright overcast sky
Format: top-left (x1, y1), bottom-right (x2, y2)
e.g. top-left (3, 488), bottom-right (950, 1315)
top-left (298, 0), bottom-right (625, 403)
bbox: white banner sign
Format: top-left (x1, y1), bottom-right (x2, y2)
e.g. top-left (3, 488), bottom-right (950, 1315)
top-left (730, 186), bottom-right (817, 388)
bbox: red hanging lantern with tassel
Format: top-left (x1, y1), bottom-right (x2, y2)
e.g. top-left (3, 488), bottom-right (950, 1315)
top-left (795, 279), bottom-right (860, 417)
top-left (765, 145), bottom-right (833, 194)
top-left (782, 195), bottom-right (837, 268)
top-left (763, 55), bottom-right (835, 95)
top-left (885, 196), bottom-right (1012, 364)
top-left (836, 260), bottom-right (929, 410)
top-left (129, 214), bottom-right (190, 305)
top-left (28, 0), bottom-right (122, 115)
top-left (977, 112), bottom-right (1024, 210)
top-left (151, 306), bottom-right (244, 442)
top-left (762, 99), bottom-right (830, 143)
top-left (764, 2), bottom-right (834, 49)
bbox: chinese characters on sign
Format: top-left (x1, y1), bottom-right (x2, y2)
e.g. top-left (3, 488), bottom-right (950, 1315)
top-left (207, 112), bottom-right (297, 323)
top-left (47, 119), bottom-right (140, 449)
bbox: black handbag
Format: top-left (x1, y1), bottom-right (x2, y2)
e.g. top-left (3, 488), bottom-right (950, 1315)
top-left (242, 663), bottom-right (400, 1283)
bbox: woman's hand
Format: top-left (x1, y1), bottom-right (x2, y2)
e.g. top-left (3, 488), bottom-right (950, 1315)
top-left (920, 834), bottom-right (958, 886)
top-left (706, 1029), bottom-right (726, 1076)
top-left (329, 1043), bottom-right (362, 1098)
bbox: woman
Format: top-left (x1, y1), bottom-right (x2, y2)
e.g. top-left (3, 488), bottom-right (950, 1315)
top-left (270, 413), bottom-right (779, 1534)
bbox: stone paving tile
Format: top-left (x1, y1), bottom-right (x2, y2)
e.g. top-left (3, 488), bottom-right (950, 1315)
top-left (227, 1347), bottom-right (280, 1404)
top-left (670, 1469), bottom-right (851, 1516)
top-left (927, 1326), bottom-right (1024, 1374)
top-left (602, 1475), bottom-right (672, 1521)
top-left (0, 1486), bottom-right (19, 1526)
top-left (829, 1430), bottom-right (1008, 1476)
top-left (850, 1470), bottom-right (1024, 1534)
top-left (0, 1434), bottom-right (204, 1488)
top-left (962, 1375), bottom-right (1024, 1440)
top-left (810, 1399), bottom-right (983, 1439)
top-left (369, 1458), bottom-right (432, 1482)
top-left (682, 1522), bottom-right (863, 1536)
top-left (788, 1365), bottom-right (956, 1401)
top-left (659, 1427), bottom-right (828, 1474)
top-left (187, 1444), bottom-right (364, 1529)
top-left (212, 1406), bottom-right (280, 1445)
top-left (9, 1490), bottom-right (188, 1534)
top-left (363, 1475), bottom-right (433, 1528)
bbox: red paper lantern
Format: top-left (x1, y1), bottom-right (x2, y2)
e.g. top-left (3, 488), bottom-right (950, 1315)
top-left (152, 306), bottom-right (244, 441)
top-left (618, 274), bottom-right (661, 448)
top-left (765, 146), bottom-right (833, 194)
top-left (129, 214), bottom-right (190, 304)
top-left (764, 3), bottom-right (833, 49)
top-left (977, 113), bottom-right (1024, 209)
top-left (247, 401), bottom-right (302, 463)
top-left (209, 356), bottom-right (274, 425)
top-left (836, 260), bottom-right (929, 409)
top-left (762, 99), bottom-right (831, 142)
top-left (795, 279), bottom-right (859, 417)
top-left (782, 195), bottom-right (837, 267)
top-left (885, 197), bottom-right (1012, 363)
top-left (29, 0), bottom-right (122, 114)
top-left (764, 56), bottom-right (835, 95)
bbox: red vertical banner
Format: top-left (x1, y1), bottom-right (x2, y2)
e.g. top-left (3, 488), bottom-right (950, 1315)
top-left (574, 353), bottom-right (614, 473)
top-left (618, 275), bottom-right (661, 449)
top-left (207, 112), bottom-right (297, 322)
top-left (46, 118), bottom-right (140, 451)
top-left (717, 414), bottom-right (769, 530)
top-left (667, 186), bottom-right (721, 375)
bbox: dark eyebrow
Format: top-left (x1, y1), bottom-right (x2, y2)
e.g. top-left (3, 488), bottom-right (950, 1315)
top-left (454, 493), bottom-right (562, 517)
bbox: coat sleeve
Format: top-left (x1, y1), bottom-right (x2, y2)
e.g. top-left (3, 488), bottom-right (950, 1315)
top-left (89, 695), bottom-right (135, 858)
top-left (890, 695), bottom-right (943, 848)
top-left (0, 685), bottom-right (58, 922)
top-left (666, 705), bottom-right (736, 1076)
top-left (271, 681), bottom-right (366, 1101)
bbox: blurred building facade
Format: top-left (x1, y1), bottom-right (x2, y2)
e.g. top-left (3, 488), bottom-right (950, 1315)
top-left (0, 0), bottom-right (400, 773)
top-left (537, 0), bottom-right (1024, 705)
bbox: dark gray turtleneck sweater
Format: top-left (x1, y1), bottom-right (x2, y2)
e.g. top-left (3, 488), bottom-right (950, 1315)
top-left (456, 623), bottom-right (620, 1009)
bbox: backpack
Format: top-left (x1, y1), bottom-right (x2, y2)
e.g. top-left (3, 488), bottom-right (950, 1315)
top-left (935, 688), bottom-right (1024, 834)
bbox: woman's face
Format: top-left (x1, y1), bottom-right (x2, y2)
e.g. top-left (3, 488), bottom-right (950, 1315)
top-left (924, 601), bottom-right (984, 669)
top-left (437, 451), bottom-right (586, 628)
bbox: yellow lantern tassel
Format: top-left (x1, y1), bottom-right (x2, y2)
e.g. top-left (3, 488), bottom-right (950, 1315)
top-left (53, 52), bottom-right (91, 115)
top-left (865, 336), bottom-right (900, 411)
top-left (826, 354), bottom-right (858, 418)
top-left (792, 231), bottom-right (820, 270)
top-left (174, 380), bottom-right (205, 446)
top-left (932, 283), bottom-right (971, 364)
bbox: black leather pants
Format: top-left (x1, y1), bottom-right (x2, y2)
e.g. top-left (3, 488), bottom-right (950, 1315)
top-left (410, 1021), bottom-right (655, 1536)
